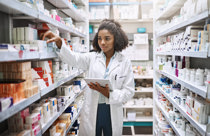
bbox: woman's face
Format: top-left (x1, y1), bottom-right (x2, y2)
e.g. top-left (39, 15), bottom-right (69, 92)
top-left (98, 29), bottom-right (114, 54)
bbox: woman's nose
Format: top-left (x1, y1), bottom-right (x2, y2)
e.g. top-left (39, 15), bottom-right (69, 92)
top-left (101, 39), bottom-right (105, 44)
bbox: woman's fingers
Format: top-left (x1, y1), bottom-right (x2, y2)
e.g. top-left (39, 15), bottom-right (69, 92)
top-left (46, 37), bottom-right (57, 43)
top-left (42, 31), bottom-right (53, 40)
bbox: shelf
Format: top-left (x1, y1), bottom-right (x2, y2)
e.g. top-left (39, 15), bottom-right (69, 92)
top-left (112, 2), bottom-right (140, 5)
top-left (155, 0), bottom-right (186, 20)
top-left (47, 0), bottom-right (86, 22)
top-left (89, 19), bottom-right (153, 23)
top-left (123, 105), bottom-right (153, 109)
top-left (41, 70), bottom-right (84, 96)
top-left (39, 52), bottom-right (58, 59)
top-left (156, 85), bottom-right (207, 136)
top-left (66, 108), bottom-right (82, 133)
top-left (73, 0), bottom-right (86, 6)
top-left (155, 51), bottom-right (208, 58)
top-left (135, 90), bottom-right (153, 93)
top-left (134, 75), bottom-right (153, 79)
top-left (0, 51), bottom-right (40, 62)
top-left (89, 2), bottom-right (111, 6)
top-left (42, 86), bottom-right (85, 134)
top-left (157, 10), bottom-right (209, 37)
top-left (0, 0), bottom-right (38, 18)
top-left (124, 116), bottom-right (153, 122)
top-left (0, 0), bottom-right (86, 38)
top-left (38, 13), bottom-right (86, 37)
top-left (0, 93), bottom-right (41, 123)
top-left (155, 99), bottom-right (186, 136)
top-left (156, 70), bottom-right (207, 98)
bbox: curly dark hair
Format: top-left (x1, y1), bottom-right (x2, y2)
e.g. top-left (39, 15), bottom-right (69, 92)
top-left (92, 19), bottom-right (128, 52)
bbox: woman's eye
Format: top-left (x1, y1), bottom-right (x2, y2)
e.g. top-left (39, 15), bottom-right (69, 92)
top-left (98, 38), bottom-right (101, 40)
top-left (106, 38), bottom-right (110, 41)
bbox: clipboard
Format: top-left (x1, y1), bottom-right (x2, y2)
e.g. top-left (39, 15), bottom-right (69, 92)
top-left (84, 78), bottom-right (113, 90)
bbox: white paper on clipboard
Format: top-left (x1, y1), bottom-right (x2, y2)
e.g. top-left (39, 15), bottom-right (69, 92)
top-left (84, 78), bottom-right (113, 91)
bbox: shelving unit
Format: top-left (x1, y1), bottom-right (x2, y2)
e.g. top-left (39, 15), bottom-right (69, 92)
top-left (0, 0), bottom-right (89, 135)
top-left (0, 0), bottom-right (86, 38)
top-left (156, 10), bottom-right (209, 37)
top-left (154, 0), bottom-right (210, 135)
top-left (0, 93), bottom-right (41, 122)
top-left (155, 0), bottom-right (186, 20)
top-left (156, 70), bottom-right (207, 98)
top-left (41, 70), bottom-right (84, 96)
top-left (42, 85), bottom-right (86, 134)
top-left (155, 99), bottom-right (185, 136)
top-left (155, 51), bottom-right (209, 58)
top-left (156, 85), bottom-right (207, 135)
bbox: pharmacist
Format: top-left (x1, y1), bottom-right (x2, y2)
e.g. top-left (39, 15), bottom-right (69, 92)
top-left (42, 19), bottom-right (135, 136)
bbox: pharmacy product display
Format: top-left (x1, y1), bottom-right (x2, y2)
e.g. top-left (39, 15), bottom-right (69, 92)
top-left (0, 0), bottom-right (89, 135)
top-left (123, 64), bottom-right (153, 135)
top-left (154, 0), bottom-right (210, 135)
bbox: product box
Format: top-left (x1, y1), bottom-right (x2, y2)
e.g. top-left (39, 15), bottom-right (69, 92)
top-left (0, 97), bottom-right (13, 112)
top-left (49, 98), bottom-right (58, 116)
top-left (17, 130), bottom-right (31, 136)
top-left (25, 113), bottom-right (40, 125)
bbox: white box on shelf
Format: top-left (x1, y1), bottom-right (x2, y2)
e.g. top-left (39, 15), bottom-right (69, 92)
top-left (134, 34), bottom-right (148, 45)
top-left (127, 111), bottom-right (136, 121)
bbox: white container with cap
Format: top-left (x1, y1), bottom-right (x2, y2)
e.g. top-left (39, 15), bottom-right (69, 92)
top-left (50, 9), bottom-right (57, 20)
top-left (185, 69), bottom-right (190, 81)
top-left (190, 69), bottom-right (196, 83)
top-left (195, 69), bottom-right (204, 86)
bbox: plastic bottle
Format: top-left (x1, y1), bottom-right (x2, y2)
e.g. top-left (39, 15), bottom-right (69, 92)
top-left (195, 69), bottom-right (204, 86)
top-left (190, 69), bottom-right (195, 83)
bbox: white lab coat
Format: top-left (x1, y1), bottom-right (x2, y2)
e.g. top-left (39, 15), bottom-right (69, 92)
top-left (58, 42), bottom-right (135, 136)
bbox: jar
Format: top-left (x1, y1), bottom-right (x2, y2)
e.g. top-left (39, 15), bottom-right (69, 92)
top-left (190, 69), bottom-right (195, 83)
top-left (185, 69), bottom-right (190, 81)
top-left (195, 69), bottom-right (204, 86)
top-left (50, 9), bottom-right (57, 20)
top-left (169, 111), bottom-right (174, 122)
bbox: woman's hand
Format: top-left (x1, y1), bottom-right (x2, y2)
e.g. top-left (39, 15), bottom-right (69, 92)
top-left (88, 82), bottom-right (110, 98)
top-left (41, 31), bottom-right (62, 49)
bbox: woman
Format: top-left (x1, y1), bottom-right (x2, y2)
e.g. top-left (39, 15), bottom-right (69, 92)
top-left (42, 19), bottom-right (135, 136)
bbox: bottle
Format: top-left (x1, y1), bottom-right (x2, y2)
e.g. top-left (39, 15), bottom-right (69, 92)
top-left (190, 69), bottom-right (195, 83)
top-left (185, 69), bottom-right (190, 81)
top-left (195, 69), bottom-right (204, 86)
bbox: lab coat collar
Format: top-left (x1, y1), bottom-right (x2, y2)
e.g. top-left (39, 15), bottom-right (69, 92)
top-left (96, 51), bottom-right (124, 75)
top-left (96, 51), bottom-right (123, 62)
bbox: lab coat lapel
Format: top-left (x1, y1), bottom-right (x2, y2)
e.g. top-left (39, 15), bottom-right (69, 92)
top-left (96, 52), bottom-right (105, 67)
top-left (108, 52), bottom-right (122, 75)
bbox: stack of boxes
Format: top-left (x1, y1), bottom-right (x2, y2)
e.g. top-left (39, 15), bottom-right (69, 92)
top-left (32, 60), bottom-right (54, 90)
top-left (8, 108), bottom-right (41, 136)
top-left (0, 62), bottom-right (39, 104)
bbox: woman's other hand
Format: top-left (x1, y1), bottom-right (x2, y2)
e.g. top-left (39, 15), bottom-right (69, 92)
top-left (88, 82), bottom-right (110, 98)
top-left (42, 31), bottom-right (62, 49)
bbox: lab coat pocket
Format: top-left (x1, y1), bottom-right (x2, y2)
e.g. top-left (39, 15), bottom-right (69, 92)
top-left (116, 75), bottom-right (126, 89)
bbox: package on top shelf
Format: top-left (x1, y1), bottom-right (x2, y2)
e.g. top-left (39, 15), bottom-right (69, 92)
top-left (141, 2), bottom-right (153, 19)
top-left (156, 0), bottom-right (208, 33)
top-left (113, 4), bottom-right (138, 20)
top-left (89, 5), bottom-right (110, 20)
